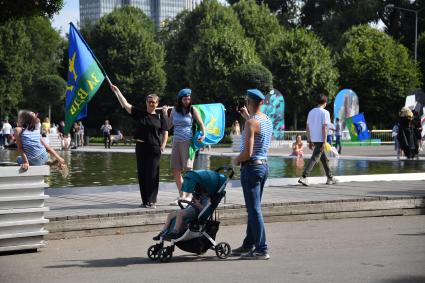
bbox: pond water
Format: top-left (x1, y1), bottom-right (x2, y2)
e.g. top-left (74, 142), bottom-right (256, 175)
top-left (1, 150), bottom-right (424, 188)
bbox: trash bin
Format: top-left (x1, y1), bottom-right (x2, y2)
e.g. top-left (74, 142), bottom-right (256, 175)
top-left (85, 136), bottom-right (90, 146)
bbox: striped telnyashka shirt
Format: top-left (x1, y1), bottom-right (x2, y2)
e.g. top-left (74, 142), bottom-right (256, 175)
top-left (240, 114), bottom-right (273, 160)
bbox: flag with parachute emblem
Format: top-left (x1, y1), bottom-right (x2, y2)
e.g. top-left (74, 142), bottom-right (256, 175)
top-left (346, 113), bottom-right (370, 141)
top-left (64, 23), bottom-right (105, 133)
top-left (189, 103), bottom-right (225, 160)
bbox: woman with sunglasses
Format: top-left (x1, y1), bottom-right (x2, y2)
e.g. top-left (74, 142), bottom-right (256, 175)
top-left (111, 85), bottom-right (168, 209)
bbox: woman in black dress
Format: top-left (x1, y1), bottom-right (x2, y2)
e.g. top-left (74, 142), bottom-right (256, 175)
top-left (111, 85), bottom-right (168, 208)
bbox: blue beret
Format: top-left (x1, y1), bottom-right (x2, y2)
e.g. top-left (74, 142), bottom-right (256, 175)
top-left (178, 88), bottom-right (192, 97)
top-left (247, 89), bottom-right (265, 100)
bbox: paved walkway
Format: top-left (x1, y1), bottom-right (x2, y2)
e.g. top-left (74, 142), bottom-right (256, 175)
top-left (45, 177), bottom-right (425, 219)
top-left (40, 145), bottom-right (425, 238)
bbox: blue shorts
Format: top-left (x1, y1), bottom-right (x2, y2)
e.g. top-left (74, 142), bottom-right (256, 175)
top-left (17, 153), bottom-right (49, 166)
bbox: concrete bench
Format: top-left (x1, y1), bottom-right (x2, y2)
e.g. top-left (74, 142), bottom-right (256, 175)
top-left (0, 165), bottom-right (50, 252)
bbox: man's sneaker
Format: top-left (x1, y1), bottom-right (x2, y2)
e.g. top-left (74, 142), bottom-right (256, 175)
top-left (240, 250), bottom-right (270, 260)
top-left (231, 245), bottom-right (255, 256)
top-left (326, 177), bottom-right (337, 185)
top-left (298, 177), bottom-right (309, 186)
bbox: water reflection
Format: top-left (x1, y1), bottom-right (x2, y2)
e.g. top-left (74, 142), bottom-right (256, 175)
top-left (1, 150), bottom-right (425, 188)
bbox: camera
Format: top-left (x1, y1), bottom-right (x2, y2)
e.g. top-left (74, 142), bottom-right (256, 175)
top-left (236, 98), bottom-right (245, 112)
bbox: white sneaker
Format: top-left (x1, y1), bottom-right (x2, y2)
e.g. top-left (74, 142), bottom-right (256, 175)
top-left (169, 198), bottom-right (179, 206)
top-left (326, 177), bottom-right (337, 185)
top-left (298, 177), bottom-right (309, 186)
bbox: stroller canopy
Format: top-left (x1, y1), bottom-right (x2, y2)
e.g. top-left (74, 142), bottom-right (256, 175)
top-left (181, 170), bottom-right (227, 196)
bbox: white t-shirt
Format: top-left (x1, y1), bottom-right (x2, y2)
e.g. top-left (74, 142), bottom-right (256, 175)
top-left (1, 122), bottom-right (12, 135)
top-left (307, 107), bottom-right (331, 142)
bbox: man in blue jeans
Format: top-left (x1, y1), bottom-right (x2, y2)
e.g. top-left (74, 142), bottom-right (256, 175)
top-left (232, 89), bottom-right (273, 260)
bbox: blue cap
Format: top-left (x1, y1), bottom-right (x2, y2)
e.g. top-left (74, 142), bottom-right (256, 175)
top-left (178, 88), bottom-right (192, 97)
top-left (247, 89), bottom-right (265, 100)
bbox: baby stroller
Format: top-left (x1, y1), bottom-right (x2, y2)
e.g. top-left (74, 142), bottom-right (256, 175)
top-left (147, 167), bottom-right (234, 262)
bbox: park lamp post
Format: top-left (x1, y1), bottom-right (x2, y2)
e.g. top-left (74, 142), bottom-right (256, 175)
top-left (385, 4), bottom-right (425, 62)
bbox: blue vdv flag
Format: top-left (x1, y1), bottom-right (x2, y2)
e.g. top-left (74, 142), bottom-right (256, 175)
top-left (351, 113), bottom-right (370, 141)
top-left (189, 103), bottom-right (226, 159)
top-left (64, 22), bottom-right (105, 133)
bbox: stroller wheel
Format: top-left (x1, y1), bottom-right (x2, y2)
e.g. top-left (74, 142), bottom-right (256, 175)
top-left (147, 244), bottom-right (161, 261)
top-left (215, 242), bottom-right (231, 259)
top-left (158, 247), bottom-right (173, 263)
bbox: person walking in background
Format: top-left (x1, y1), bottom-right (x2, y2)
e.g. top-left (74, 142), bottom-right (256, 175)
top-left (334, 118), bottom-right (342, 154)
top-left (162, 88), bottom-right (206, 205)
top-left (298, 94), bottom-right (336, 187)
top-left (100, 120), bottom-right (112, 149)
top-left (73, 122), bottom-right (80, 148)
top-left (327, 120), bottom-right (335, 144)
top-left (232, 89), bottom-right (272, 260)
top-left (111, 85), bottom-right (168, 208)
top-left (78, 121), bottom-right (84, 147)
top-left (1, 119), bottom-right (12, 149)
top-left (41, 117), bottom-right (51, 136)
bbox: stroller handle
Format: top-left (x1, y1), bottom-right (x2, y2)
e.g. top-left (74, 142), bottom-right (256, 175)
top-left (215, 166), bottom-right (234, 179)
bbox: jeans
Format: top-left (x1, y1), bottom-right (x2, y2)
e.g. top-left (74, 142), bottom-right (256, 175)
top-left (0, 134), bottom-right (4, 147)
top-left (240, 163), bottom-right (268, 253)
top-left (334, 135), bottom-right (342, 154)
top-left (302, 142), bottom-right (333, 178)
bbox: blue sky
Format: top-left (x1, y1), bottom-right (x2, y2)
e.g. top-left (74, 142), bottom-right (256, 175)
top-left (52, 0), bottom-right (228, 36)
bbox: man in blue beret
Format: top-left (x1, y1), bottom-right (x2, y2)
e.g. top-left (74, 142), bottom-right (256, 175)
top-left (233, 88), bottom-right (272, 260)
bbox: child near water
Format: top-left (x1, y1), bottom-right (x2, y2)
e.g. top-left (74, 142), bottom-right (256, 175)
top-left (15, 110), bottom-right (68, 175)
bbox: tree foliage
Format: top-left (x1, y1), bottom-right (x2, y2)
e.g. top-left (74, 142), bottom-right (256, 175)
top-left (82, 6), bottom-right (166, 131)
top-left (0, 19), bottom-right (31, 118)
top-left (228, 0), bottom-right (299, 27)
top-left (301, 0), bottom-right (382, 48)
top-left (23, 75), bottom-right (67, 121)
top-left (382, 0), bottom-right (425, 56)
top-left (418, 32), bottom-right (425, 87)
top-left (162, 0), bottom-right (243, 103)
top-left (230, 63), bottom-right (273, 98)
top-left (336, 25), bottom-right (421, 127)
top-left (0, 0), bottom-right (64, 23)
top-left (231, 0), bottom-right (282, 60)
top-left (266, 28), bottom-right (339, 129)
top-left (185, 27), bottom-right (260, 105)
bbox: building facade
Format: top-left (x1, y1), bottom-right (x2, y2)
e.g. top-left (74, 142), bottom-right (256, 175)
top-left (80, 0), bottom-right (199, 28)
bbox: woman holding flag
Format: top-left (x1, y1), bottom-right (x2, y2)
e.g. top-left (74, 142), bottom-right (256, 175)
top-left (162, 88), bottom-right (206, 204)
top-left (111, 85), bottom-right (168, 209)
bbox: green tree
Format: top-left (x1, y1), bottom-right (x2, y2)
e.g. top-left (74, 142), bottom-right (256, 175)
top-left (336, 25), bottom-right (421, 127)
top-left (266, 28), bottom-right (339, 129)
top-left (418, 32), bottom-right (425, 86)
top-left (230, 63), bottom-right (273, 97)
top-left (301, 0), bottom-right (382, 48)
top-left (22, 75), bottom-right (67, 122)
top-left (232, 0), bottom-right (282, 60)
top-left (162, 0), bottom-right (243, 103)
top-left (228, 0), bottom-right (299, 27)
top-left (0, 19), bottom-right (31, 118)
top-left (21, 16), bottom-right (64, 113)
top-left (382, 0), bottom-right (425, 58)
top-left (185, 27), bottom-right (260, 106)
top-left (82, 6), bottom-right (165, 131)
top-left (0, 0), bottom-right (64, 23)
